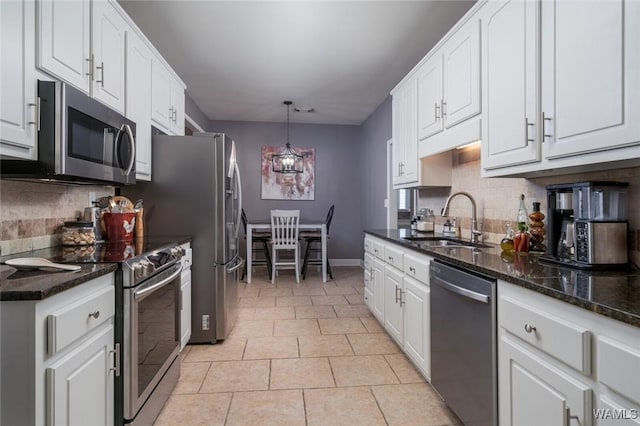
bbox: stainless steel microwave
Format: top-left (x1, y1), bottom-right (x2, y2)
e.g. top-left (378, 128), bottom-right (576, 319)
top-left (1, 80), bottom-right (136, 185)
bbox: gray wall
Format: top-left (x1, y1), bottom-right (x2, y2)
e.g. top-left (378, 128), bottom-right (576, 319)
top-left (207, 120), bottom-right (364, 260)
top-left (184, 93), bottom-right (210, 131)
top-left (359, 96), bottom-right (392, 231)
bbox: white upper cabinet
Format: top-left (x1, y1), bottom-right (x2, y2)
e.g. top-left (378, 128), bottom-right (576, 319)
top-left (482, 0), bottom-right (640, 176)
top-left (38, 0), bottom-right (127, 113)
top-left (391, 77), bottom-right (418, 187)
top-left (482, 0), bottom-right (540, 170)
top-left (441, 18), bottom-right (481, 129)
top-left (126, 31), bottom-right (153, 180)
top-left (416, 13), bottom-right (482, 156)
top-left (1, 0), bottom-right (38, 160)
top-left (38, 0), bottom-right (91, 93)
top-left (541, 0), bottom-right (640, 160)
top-left (151, 59), bottom-right (186, 135)
top-left (91, 0), bottom-right (127, 113)
top-left (417, 55), bottom-right (443, 140)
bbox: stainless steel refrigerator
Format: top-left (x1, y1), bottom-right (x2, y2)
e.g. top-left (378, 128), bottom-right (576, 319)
top-left (123, 132), bottom-right (243, 343)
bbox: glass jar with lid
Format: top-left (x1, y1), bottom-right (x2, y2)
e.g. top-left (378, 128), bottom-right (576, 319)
top-left (62, 220), bottom-right (96, 246)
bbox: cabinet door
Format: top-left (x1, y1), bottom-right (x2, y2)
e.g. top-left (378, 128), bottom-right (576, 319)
top-left (180, 269), bottom-right (192, 350)
top-left (392, 78), bottom-right (418, 186)
top-left (38, 0), bottom-right (91, 93)
top-left (499, 335), bottom-right (592, 426)
top-left (383, 266), bottom-right (404, 345)
top-left (46, 324), bottom-right (114, 426)
top-left (442, 18), bottom-right (481, 129)
top-left (417, 54), bottom-right (443, 140)
top-left (151, 58), bottom-right (172, 132)
top-left (171, 81), bottom-right (185, 135)
top-left (126, 32), bottom-right (153, 180)
top-left (1, 0), bottom-right (37, 159)
top-left (482, 0), bottom-right (540, 170)
top-left (542, 0), bottom-right (640, 159)
top-left (91, 0), bottom-right (127, 114)
top-left (372, 258), bottom-right (385, 322)
top-left (364, 287), bottom-right (374, 312)
top-left (403, 276), bottom-right (430, 378)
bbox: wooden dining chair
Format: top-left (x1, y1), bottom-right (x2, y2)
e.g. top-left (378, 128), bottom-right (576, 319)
top-left (270, 209), bottom-right (301, 283)
top-left (301, 205), bottom-right (334, 280)
top-left (240, 209), bottom-right (272, 280)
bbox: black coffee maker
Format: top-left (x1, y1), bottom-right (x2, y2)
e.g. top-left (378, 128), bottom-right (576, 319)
top-left (543, 182), bottom-right (629, 268)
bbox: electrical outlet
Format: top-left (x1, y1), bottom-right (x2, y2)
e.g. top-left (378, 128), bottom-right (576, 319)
top-left (202, 315), bottom-right (210, 330)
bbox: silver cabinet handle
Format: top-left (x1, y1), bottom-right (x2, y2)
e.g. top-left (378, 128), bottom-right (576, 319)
top-left (526, 118), bottom-right (535, 143)
top-left (565, 407), bottom-right (579, 425)
top-left (399, 290), bottom-right (405, 306)
top-left (88, 310), bottom-right (100, 319)
top-left (435, 102), bottom-right (440, 120)
top-left (28, 97), bottom-right (41, 131)
top-left (169, 106), bottom-right (174, 121)
top-left (172, 107), bottom-right (177, 122)
top-left (409, 266), bottom-right (415, 273)
top-left (395, 285), bottom-right (400, 303)
top-left (86, 55), bottom-right (94, 80)
top-left (109, 343), bottom-right (120, 377)
top-left (96, 61), bottom-right (104, 87)
top-left (542, 112), bottom-right (552, 141)
top-left (388, 256), bottom-right (393, 262)
top-left (524, 323), bottom-right (537, 333)
top-left (441, 99), bottom-right (447, 117)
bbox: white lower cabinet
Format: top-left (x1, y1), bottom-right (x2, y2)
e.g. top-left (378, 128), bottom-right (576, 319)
top-left (46, 324), bottom-right (114, 426)
top-left (499, 280), bottom-right (640, 426)
top-left (0, 273), bottom-right (116, 426)
top-left (500, 334), bottom-right (592, 426)
top-left (383, 265), bottom-right (404, 344)
top-left (363, 234), bottom-right (431, 379)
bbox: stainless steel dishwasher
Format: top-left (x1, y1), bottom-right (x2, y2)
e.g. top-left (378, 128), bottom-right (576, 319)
top-left (430, 259), bottom-right (497, 426)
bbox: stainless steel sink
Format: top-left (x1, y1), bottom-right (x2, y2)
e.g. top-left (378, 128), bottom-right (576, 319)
top-left (403, 236), bottom-right (490, 249)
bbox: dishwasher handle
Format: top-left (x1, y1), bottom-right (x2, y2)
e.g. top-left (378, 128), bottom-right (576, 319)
top-left (431, 275), bottom-right (490, 304)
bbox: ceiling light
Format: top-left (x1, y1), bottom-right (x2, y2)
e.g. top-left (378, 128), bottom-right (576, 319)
top-left (272, 101), bottom-right (304, 174)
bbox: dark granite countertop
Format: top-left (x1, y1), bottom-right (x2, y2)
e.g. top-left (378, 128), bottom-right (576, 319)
top-left (0, 236), bottom-right (191, 301)
top-left (365, 229), bottom-right (640, 328)
top-left (0, 262), bottom-right (118, 301)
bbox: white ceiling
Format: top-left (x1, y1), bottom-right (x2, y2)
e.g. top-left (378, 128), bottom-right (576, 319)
top-left (119, 1), bottom-right (476, 125)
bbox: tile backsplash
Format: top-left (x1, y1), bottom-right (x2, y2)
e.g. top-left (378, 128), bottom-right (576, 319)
top-left (0, 180), bottom-right (113, 255)
top-left (417, 147), bottom-right (640, 265)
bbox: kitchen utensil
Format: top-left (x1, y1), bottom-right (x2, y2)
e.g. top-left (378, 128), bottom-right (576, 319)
top-left (5, 258), bottom-right (81, 272)
top-left (112, 196), bottom-right (134, 212)
top-left (95, 196), bottom-right (112, 210)
top-left (133, 199), bottom-right (143, 211)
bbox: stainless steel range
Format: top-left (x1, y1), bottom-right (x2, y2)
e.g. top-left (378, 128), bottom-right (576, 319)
top-left (119, 243), bottom-right (184, 425)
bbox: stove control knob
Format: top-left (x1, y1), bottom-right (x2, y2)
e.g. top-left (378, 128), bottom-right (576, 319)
top-left (132, 262), bottom-right (143, 279)
top-left (140, 260), bottom-right (154, 276)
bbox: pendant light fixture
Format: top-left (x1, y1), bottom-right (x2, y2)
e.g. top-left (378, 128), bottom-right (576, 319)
top-left (272, 101), bottom-right (304, 174)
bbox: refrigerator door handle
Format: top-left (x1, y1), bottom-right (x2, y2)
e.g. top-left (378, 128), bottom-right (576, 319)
top-left (234, 162), bottom-right (243, 239)
top-left (226, 255), bottom-right (245, 272)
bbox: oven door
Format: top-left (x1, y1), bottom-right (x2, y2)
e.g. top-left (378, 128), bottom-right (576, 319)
top-left (123, 263), bottom-right (182, 421)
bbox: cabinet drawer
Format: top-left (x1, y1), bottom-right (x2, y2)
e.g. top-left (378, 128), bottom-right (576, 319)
top-left (500, 295), bottom-right (591, 374)
top-left (384, 245), bottom-right (404, 270)
top-left (598, 336), bottom-right (640, 406)
top-left (403, 253), bottom-right (430, 284)
top-left (364, 237), bottom-right (372, 254)
top-left (47, 285), bottom-right (115, 355)
top-left (372, 240), bottom-right (385, 260)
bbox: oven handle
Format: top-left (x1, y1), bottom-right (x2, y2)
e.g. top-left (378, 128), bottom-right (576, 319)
top-left (134, 264), bottom-right (182, 300)
top-left (431, 275), bottom-right (490, 304)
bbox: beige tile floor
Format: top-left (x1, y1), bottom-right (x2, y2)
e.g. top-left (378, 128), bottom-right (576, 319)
top-left (155, 266), bottom-right (461, 426)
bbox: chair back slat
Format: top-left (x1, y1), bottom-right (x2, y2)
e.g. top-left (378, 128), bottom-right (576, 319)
top-left (325, 205), bottom-right (335, 234)
top-left (271, 210), bottom-right (300, 248)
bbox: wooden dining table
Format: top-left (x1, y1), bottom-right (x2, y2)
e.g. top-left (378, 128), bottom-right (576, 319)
top-left (245, 219), bottom-right (328, 283)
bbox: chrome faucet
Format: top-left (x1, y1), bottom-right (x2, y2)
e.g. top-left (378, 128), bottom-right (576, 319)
top-left (441, 191), bottom-right (482, 243)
